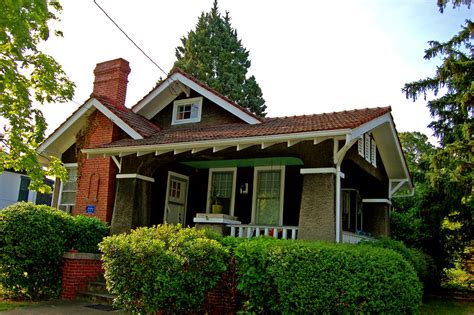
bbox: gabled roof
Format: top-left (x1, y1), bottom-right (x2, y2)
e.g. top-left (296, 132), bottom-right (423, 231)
top-left (37, 97), bottom-right (160, 158)
top-left (98, 97), bottom-right (160, 137)
top-left (132, 69), bottom-right (262, 124)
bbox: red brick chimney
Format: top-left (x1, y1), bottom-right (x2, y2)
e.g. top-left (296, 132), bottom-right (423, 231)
top-left (92, 58), bottom-right (131, 108)
top-left (73, 58), bottom-right (131, 223)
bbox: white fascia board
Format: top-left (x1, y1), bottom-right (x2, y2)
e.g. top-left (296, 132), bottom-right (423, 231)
top-left (348, 113), bottom-right (391, 142)
top-left (37, 100), bottom-right (96, 156)
top-left (362, 198), bottom-right (392, 205)
top-left (38, 98), bottom-right (144, 159)
top-left (133, 76), bottom-right (177, 113)
top-left (82, 128), bottom-right (351, 157)
top-left (91, 99), bottom-right (143, 140)
top-left (350, 113), bottom-right (412, 190)
top-left (133, 72), bottom-right (261, 125)
top-left (300, 167), bottom-right (337, 175)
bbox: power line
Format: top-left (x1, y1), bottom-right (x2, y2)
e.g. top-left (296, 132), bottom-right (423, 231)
top-left (93, 0), bottom-right (168, 77)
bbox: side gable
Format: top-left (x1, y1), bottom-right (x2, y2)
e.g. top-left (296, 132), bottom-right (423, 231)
top-left (132, 70), bottom-right (262, 125)
top-left (37, 98), bottom-right (158, 159)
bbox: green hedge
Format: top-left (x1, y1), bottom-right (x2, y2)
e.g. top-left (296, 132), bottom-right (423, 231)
top-left (234, 238), bottom-right (422, 314)
top-left (0, 202), bottom-right (109, 300)
top-left (359, 238), bottom-right (438, 290)
top-left (99, 225), bottom-right (229, 314)
top-left (71, 215), bottom-right (109, 253)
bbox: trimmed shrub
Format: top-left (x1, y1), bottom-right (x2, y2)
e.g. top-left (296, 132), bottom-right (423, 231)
top-left (0, 202), bottom-right (74, 299)
top-left (234, 238), bottom-right (422, 314)
top-left (359, 238), bottom-right (438, 289)
top-left (71, 215), bottom-right (108, 253)
top-left (99, 224), bottom-right (229, 314)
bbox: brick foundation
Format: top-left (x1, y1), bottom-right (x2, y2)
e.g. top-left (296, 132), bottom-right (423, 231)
top-left (61, 251), bottom-right (103, 300)
top-left (205, 257), bottom-right (240, 314)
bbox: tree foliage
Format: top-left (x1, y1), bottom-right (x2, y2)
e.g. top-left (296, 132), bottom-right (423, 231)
top-left (391, 132), bottom-right (471, 276)
top-left (399, 3), bottom-right (473, 275)
top-left (173, 0), bottom-right (267, 116)
top-left (437, 0), bottom-right (472, 13)
top-left (0, 0), bottom-right (74, 192)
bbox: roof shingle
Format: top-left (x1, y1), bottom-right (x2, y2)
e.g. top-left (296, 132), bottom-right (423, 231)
top-left (96, 107), bottom-right (391, 149)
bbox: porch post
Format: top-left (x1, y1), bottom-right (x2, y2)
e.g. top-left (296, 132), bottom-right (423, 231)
top-left (110, 174), bottom-right (154, 234)
top-left (298, 172), bottom-right (336, 241)
top-left (362, 199), bottom-right (391, 237)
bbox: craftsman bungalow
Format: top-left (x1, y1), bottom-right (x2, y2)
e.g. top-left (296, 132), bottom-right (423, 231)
top-left (38, 58), bottom-right (412, 243)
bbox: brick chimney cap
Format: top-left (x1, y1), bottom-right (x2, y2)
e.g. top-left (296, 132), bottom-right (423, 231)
top-left (94, 58), bottom-right (131, 75)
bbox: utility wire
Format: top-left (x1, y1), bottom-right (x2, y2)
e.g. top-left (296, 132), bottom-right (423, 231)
top-left (93, 0), bottom-right (169, 77)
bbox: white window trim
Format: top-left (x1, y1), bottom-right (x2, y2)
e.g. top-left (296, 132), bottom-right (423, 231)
top-left (171, 97), bottom-right (203, 125)
top-left (206, 167), bottom-right (237, 216)
top-left (58, 163), bottom-right (78, 208)
top-left (163, 171), bottom-right (189, 224)
top-left (251, 165), bottom-right (286, 226)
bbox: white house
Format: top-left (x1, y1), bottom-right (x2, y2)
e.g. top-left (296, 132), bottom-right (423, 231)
top-left (0, 170), bottom-right (53, 209)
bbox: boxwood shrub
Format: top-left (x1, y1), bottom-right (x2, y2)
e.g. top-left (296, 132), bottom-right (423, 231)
top-left (99, 225), bottom-right (229, 314)
top-left (0, 202), bottom-right (74, 299)
top-left (359, 238), bottom-right (438, 290)
top-left (71, 215), bottom-right (109, 253)
top-left (234, 238), bottom-right (422, 314)
top-left (0, 202), bottom-right (109, 300)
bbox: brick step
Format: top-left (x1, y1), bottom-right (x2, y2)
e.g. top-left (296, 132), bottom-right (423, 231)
top-left (87, 280), bottom-right (108, 294)
top-left (78, 290), bottom-right (116, 304)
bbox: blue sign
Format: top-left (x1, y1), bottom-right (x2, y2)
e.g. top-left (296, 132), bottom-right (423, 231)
top-left (85, 205), bottom-right (96, 215)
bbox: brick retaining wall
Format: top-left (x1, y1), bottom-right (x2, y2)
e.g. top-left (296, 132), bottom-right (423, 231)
top-left (61, 251), bottom-right (103, 300)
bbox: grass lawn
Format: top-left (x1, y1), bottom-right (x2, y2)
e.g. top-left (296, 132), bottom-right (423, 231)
top-left (0, 299), bottom-right (39, 312)
top-left (421, 297), bottom-right (474, 315)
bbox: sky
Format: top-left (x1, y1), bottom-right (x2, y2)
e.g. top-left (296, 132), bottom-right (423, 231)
top-left (39, 0), bottom-right (472, 143)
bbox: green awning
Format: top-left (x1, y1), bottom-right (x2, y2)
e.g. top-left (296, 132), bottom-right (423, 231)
top-left (180, 157), bottom-right (303, 169)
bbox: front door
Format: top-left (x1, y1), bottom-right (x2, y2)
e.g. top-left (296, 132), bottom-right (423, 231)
top-left (164, 172), bottom-right (189, 225)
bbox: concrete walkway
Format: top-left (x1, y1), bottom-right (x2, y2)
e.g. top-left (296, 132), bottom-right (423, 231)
top-left (2, 300), bottom-right (127, 314)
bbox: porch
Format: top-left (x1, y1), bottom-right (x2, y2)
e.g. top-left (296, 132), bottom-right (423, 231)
top-left (108, 138), bottom-right (390, 243)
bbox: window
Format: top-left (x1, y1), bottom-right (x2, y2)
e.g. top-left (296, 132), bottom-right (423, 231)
top-left (172, 97), bottom-right (203, 125)
top-left (252, 166), bottom-right (285, 226)
top-left (17, 176), bottom-right (30, 202)
top-left (207, 168), bottom-right (236, 215)
top-left (58, 164), bottom-right (78, 213)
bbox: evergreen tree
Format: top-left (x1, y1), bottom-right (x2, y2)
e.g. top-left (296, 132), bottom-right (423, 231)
top-left (174, 1), bottom-right (266, 116)
top-left (399, 1), bottom-right (472, 274)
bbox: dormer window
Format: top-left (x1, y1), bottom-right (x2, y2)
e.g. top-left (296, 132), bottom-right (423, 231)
top-left (172, 97), bottom-right (203, 125)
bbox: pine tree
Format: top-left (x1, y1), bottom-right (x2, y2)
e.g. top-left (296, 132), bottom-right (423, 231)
top-left (174, 1), bottom-right (266, 116)
top-left (401, 1), bottom-right (472, 273)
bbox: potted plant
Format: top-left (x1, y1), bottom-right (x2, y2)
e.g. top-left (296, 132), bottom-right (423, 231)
top-left (211, 187), bottom-right (223, 214)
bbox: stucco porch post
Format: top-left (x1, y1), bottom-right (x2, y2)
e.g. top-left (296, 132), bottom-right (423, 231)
top-left (298, 173), bottom-right (336, 241)
top-left (362, 200), bottom-right (391, 238)
top-left (110, 175), bottom-right (154, 234)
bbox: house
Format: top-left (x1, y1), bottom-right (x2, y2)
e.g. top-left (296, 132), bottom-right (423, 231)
top-left (0, 170), bottom-right (53, 209)
top-left (38, 58), bottom-right (412, 243)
